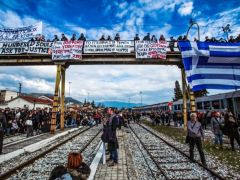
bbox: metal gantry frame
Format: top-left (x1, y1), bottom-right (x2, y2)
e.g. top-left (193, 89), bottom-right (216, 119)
top-left (50, 64), bottom-right (68, 134)
top-left (0, 48), bottom-right (196, 133)
top-left (50, 65), bottom-right (195, 133)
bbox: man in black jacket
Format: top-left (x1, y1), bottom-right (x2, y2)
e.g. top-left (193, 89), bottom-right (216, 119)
top-left (143, 33), bottom-right (150, 41)
top-left (108, 109), bottom-right (119, 166)
top-left (78, 33), bottom-right (86, 41)
top-left (61, 34), bottom-right (68, 41)
top-left (0, 109), bottom-right (7, 154)
top-left (134, 34), bottom-right (140, 41)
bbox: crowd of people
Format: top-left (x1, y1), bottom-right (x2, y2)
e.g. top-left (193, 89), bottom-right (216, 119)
top-left (148, 109), bottom-right (240, 151)
top-left (0, 106), bottom-right (139, 157)
top-left (0, 104), bottom-right (239, 170)
top-left (30, 32), bottom-right (240, 44)
top-left (28, 32), bottom-right (240, 56)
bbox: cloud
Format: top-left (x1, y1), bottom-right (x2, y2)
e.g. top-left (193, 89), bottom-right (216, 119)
top-left (138, 0), bottom-right (184, 11)
top-left (178, 1), bottom-right (193, 16)
top-left (189, 6), bottom-right (240, 40)
top-left (64, 65), bottom-right (181, 104)
top-left (0, 1), bottom-right (238, 105)
top-left (0, 73), bottom-right (54, 93)
top-left (0, 9), bottom-right (62, 40)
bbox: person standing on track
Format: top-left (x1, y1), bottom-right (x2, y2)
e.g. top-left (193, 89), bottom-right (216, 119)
top-left (0, 109), bottom-right (7, 154)
top-left (107, 109), bottom-right (119, 166)
top-left (187, 112), bottom-right (207, 166)
top-left (211, 112), bottom-right (224, 148)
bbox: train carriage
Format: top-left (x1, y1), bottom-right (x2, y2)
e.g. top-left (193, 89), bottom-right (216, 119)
top-left (133, 90), bottom-right (240, 117)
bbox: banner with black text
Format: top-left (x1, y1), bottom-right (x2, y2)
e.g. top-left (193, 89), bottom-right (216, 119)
top-left (0, 22), bottom-right (42, 42)
top-left (0, 41), bottom-right (53, 54)
top-left (84, 41), bottom-right (134, 53)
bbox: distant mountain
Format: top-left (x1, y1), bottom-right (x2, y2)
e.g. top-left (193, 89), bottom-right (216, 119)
top-left (65, 97), bottom-right (82, 105)
top-left (26, 93), bottom-right (82, 104)
top-left (97, 101), bottom-right (145, 109)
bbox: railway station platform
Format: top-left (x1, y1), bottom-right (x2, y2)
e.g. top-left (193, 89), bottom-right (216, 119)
top-left (94, 129), bottom-right (137, 180)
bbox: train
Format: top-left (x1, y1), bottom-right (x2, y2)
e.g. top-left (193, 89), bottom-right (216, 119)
top-left (132, 90), bottom-right (240, 117)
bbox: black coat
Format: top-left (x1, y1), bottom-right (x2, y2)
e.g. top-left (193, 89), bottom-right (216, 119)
top-left (0, 112), bottom-right (7, 131)
top-left (225, 120), bottom-right (239, 137)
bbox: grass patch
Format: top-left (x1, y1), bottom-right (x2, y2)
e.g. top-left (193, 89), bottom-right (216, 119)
top-left (143, 120), bottom-right (240, 172)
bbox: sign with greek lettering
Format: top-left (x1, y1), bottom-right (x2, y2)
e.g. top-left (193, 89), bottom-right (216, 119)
top-left (0, 41), bottom-right (53, 54)
top-left (0, 22), bottom-right (42, 42)
top-left (83, 41), bottom-right (134, 53)
top-left (52, 41), bottom-right (83, 60)
top-left (135, 41), bottom-right (167, 59)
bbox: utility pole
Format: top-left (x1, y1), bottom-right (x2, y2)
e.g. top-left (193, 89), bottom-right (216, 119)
top-left (222, 24), bottom-right (231, 40)
top-left (18, 83), bottom-right (22, 96)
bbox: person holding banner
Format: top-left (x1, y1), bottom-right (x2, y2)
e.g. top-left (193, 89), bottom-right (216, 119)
top-left (107, 35), bottom-right (112, 41)
top-left (78, 33), bottom-right (86, 41)
top-left (71, 34), bottom-right (77, 41)
top-left (114, 33), bottom-right (120, 41)
top-left (99, 35), bottom-right (105, 41)
top-left (143, 33), bottom-right (150, 41)
top-left (134, 34), bottom-right (140, 41)
top-left (61, 34), bottom-right (68, 41)
top-left (52, 35), bottom-right (59, 42)
top-left (159, 34), bottom-right (166, 41)
top-left (151, 35), bottom-right (158, 42)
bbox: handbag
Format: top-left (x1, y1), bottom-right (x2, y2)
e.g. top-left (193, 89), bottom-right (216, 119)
top-left (215, 118), bottom-right (228, 135)
top-left (185, 121), bottom-right (196, 144)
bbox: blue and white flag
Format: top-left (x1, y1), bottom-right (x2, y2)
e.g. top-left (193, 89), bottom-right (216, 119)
top-left (178, 41), bottom-right (240, 91)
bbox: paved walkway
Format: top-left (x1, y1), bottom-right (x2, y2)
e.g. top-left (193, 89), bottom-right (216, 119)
top-left (94, 129), bottom-right (137, 180)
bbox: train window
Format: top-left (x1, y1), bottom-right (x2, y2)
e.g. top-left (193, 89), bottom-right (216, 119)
top-left (203, 101), bottom-right (210, 109)
top-left (197, 102), bottom-right (203, 109)
top-left (174, 105), bottom-right (177, 111)
top-left (212, 100), bottom-right (220, 109)
top-left (177, 104), bottom-right (180, 110)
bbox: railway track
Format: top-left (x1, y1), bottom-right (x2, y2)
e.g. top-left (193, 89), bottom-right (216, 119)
top-left (0, 125), bottom-right (102, 180)
top-left (3, 132), bottom-right (58, 154)
top-left (129, 123), bottom-right (225, 180)
top-left (3, 128), bottom-right (75, 154)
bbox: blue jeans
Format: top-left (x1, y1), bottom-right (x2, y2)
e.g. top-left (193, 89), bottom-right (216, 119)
top-left (214, 133), bottom-right (223, 145)
top-left (110, 149), bottom-right (118, 163)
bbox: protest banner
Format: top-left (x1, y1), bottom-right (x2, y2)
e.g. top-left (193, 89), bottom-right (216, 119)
top-left (0, 41), bottom-right (53, 55)
top-left (52, 40), bottom-right (83, 60)
top-left (0, 22), bottom-right (42, 42)
top-left (83, 40), bottom-right (134, 53)
top-left (135, 41), bottom-right (167, 59)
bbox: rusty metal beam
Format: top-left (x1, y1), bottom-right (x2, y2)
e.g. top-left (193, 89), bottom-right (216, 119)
top-left (0, 53), bottom-right (181, 66)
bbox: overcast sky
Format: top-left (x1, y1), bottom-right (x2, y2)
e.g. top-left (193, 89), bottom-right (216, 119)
top-left (0, 0), bottom-right (239, 104)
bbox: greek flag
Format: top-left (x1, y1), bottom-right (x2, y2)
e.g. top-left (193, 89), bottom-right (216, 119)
top-left (178, 41), bottom-right (240, 91)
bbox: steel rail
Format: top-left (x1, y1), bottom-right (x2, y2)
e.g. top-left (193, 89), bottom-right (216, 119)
top-left (129, 128), bottom-right (159, 180)
top-left (129, 125), bottom-right (170, 180)
top-left (137, 123), bottom-right (225, 180)
top-left (0, 126), bottom-right (101, 179)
